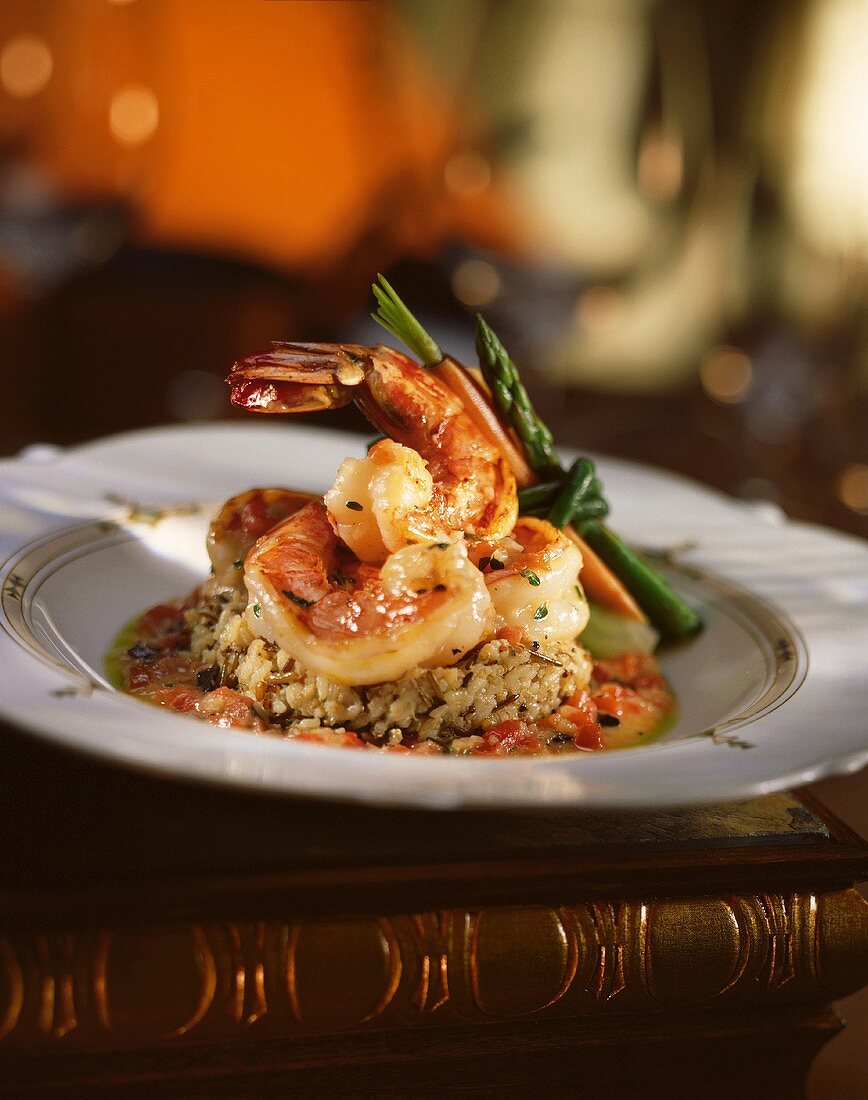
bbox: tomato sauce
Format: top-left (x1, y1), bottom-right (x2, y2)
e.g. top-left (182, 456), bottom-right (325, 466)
top-left (473, 652), bottom-right (673, 755)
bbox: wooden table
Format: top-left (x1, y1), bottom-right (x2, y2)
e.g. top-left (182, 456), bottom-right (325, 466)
top-left (1, 722), bottom-right (867, 1098)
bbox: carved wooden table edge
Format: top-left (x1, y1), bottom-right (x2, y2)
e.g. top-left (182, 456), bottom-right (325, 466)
top-left (0, 785), bottom-right (867, 1097)
top-left (2, 789), bottom-right (866, 926)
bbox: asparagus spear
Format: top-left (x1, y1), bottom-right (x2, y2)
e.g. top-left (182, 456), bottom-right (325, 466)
top-left (475, 314), bottom-right (701, 641)
top-left (579, 524), bottom-right (701, 641)
top-left (475, 317), bottom-right (561, 476)
top-left (546, 456), bottom-right (609, 528)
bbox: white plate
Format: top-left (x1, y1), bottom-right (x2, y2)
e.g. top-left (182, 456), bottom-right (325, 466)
top-left (1, 423), bottom-right (867, 810)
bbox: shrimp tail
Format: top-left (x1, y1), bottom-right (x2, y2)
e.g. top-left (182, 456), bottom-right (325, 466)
top-left (228, 341), bottom-right (518, 545)
top-left (227, 342), bottom-right (369, 414)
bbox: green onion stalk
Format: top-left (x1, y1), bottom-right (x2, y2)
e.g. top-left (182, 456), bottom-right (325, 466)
top-left (371, 274), bottom-right (443, 367)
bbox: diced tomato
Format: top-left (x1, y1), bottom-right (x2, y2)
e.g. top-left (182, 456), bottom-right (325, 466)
top-left (592, 682), bottom-right (644, 720)
top-left (564, 689), bottom-right (599, 720)
top-left (150, 686), bottom-right (201, 713)
top-left (127, 653), bottom-right (198, 690)
top-left (140, 682), bottom-right (261, 730)
top-left (572, 719), bottom-right (606, 752)
top-left (294, 729), bottom-right (367, 749)
top-left (543, 690), bottom-right (605, 751)
top-left (138, 603), bottom-right (185, 635)
top-left (481, 719), bottom-right (548, 754)
top-left (194, 687), bottom-right (259, 729)
top-left (592, 652), bottom-right (664, 691)
top-left (151, 631), bottom-right (191, 651)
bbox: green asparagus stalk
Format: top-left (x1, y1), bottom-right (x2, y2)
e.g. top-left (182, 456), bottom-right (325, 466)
top-left (517, 480), bottom-right (563, 512)
top-left (579, 524), bottom-right (702, 641)
top-left (475, 313), bottom-right (702, 641)
top-left (518, 476), bottom-right (608, 522)
top-left (546, 457), bottom-right (609, 528)
top-left (475, 316), bottom-right (561, 475)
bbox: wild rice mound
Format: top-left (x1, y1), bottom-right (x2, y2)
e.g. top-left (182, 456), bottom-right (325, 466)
top-left (186, 585), bottom-right (592, 746)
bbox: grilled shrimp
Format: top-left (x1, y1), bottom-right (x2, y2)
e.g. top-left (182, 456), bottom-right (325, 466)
top-left (207, 488), bottom-right (313, 584)
top-left (469, 517), bottom-right (589, 646)
top-left (244, 500), bottom-right (494, 685)
top-left (228, 343), bottom-right (517, 558)
top-left (324, 438), bottom-right (451, 563)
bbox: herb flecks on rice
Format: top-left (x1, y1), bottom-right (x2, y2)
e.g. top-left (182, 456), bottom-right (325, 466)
top-left (189, 588), bottom-right (592, 744)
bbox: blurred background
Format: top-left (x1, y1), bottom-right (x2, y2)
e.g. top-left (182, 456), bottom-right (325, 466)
top-left (0, 4), bottom-right (867, 1095)
top-left (0, 0), bottom-right (866, 538)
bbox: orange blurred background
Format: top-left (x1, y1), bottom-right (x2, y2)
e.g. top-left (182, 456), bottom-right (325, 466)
top-left (0, 0), bottom-right (866, 544)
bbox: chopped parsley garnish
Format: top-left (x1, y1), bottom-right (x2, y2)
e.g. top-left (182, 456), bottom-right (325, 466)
top-left (346, 500), bottom-right (363, 511)
top-left (282, 589), bottom-right (313, 607)
top-left (252, 603), bottom-right (262, 618)
top-left (521, 569), bottom-right (541, 586)
top-left (533, 603), bottom-right (549, 620)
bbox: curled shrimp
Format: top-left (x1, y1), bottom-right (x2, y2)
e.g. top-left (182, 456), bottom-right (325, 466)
top-left (325, 438), bottom-right (449, 563)
top-left (244, 499), bottom-right (494, 685)
top-left (207, 487), bottom-right (313, 584)
top-left (228, 343), bottom-right (517, 558)
top-left (469, 517), bottom-right (589, 646)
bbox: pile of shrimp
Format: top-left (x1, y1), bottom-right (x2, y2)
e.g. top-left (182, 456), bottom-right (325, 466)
top-left (117, 342), bottom-right (618, 753)
top-left (218, 343), bottom-right (590, 689)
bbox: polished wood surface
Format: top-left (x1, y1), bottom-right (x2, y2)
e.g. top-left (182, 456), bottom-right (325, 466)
top-left (1, 720), bottom-right (867, 1098)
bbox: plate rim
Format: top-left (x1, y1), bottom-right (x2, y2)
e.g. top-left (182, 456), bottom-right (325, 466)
top-left (1, 421), bottom-right (867, 810)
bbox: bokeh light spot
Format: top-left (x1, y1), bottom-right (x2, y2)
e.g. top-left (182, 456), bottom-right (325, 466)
top-left (109, 84), bottom-right (159, 146)
top-left (575, 286), bottom-right (626, 335)
top-left (0, 35), bottom-right (53, 99)
top-left (451, 259), bottom-right (500, 307)
top-left (700, 346), bottom-right (753, 404)
top-left (637, 129), bottom-right (683, 202)
top-left (837, 464), bottom-right (868, 513)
